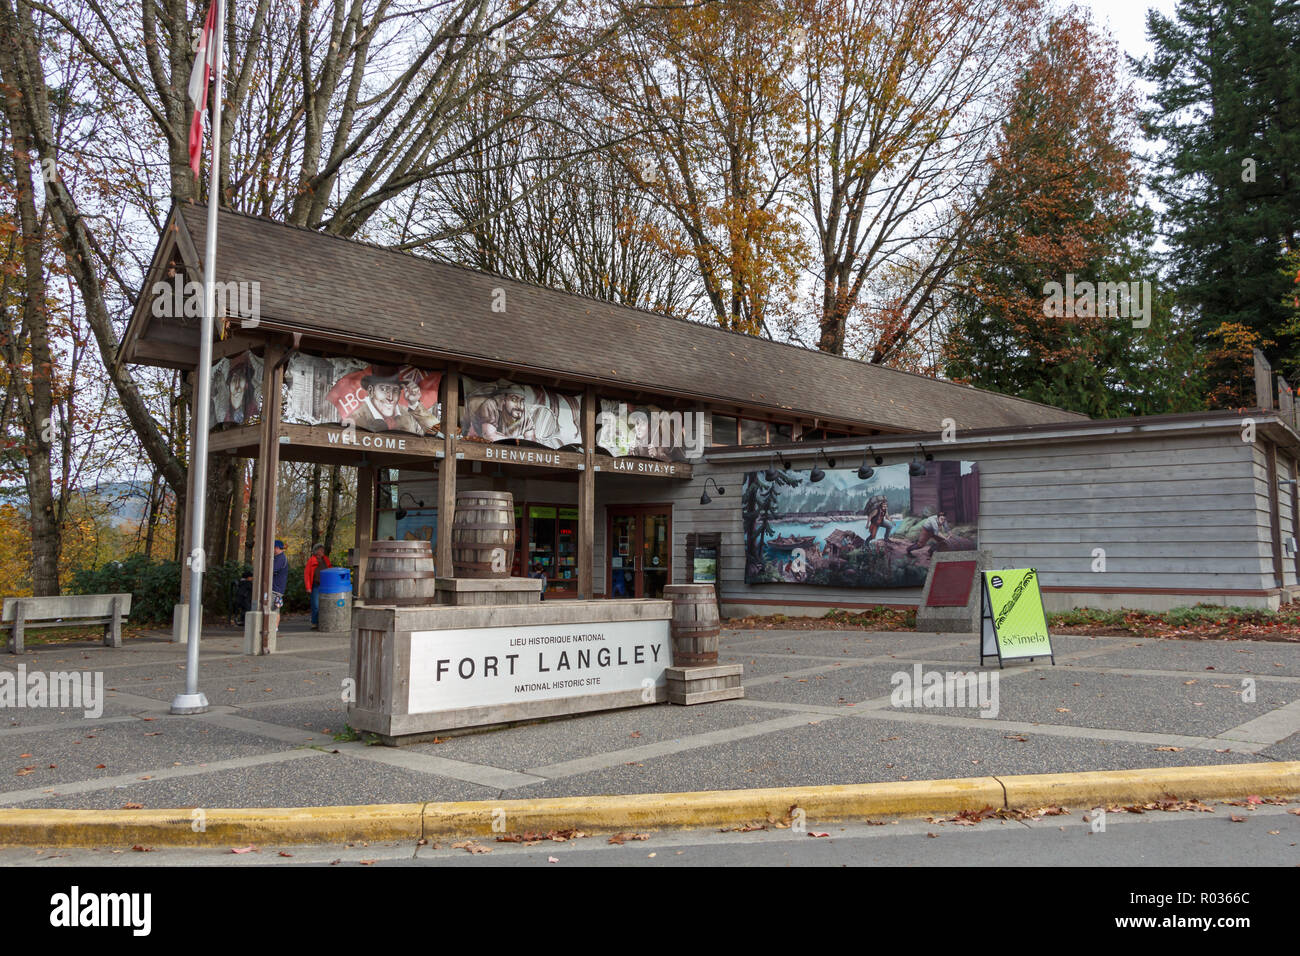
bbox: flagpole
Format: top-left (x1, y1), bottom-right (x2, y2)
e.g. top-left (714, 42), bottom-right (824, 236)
top-left (172, 0), bottom-right (225, 715)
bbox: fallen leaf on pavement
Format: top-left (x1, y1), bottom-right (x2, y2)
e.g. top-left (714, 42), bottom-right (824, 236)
top-left (231, 845), bottom-right (259, 854)
top-left (808, 831), bottom-right (830, 838)
top-left (451, 840), bottom-right (492, 854)
top-left (607, 832), bottom-right (650, 845)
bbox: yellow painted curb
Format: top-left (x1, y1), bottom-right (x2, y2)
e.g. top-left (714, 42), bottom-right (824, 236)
top-left (0, 804), bottom-right (422, 848)
top-left (418, 776), bottom-right (1005, 837)
top-left (1, 762), bottom-right (1296, 847)
top-left (1000, 761), bottom-right (1300, 809)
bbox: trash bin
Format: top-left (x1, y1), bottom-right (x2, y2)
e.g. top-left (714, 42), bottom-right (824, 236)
top-left (317, 567), bottom-right (352, 633)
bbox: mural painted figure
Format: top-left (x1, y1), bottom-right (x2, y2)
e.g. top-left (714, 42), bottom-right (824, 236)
top-left (743, 462), bottom-right (978, 588)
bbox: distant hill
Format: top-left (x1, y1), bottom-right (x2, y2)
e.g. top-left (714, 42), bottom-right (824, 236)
top-left (0, 480), bottom-right (155, 528)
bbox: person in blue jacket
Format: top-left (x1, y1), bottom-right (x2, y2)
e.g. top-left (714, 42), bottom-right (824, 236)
top-left (271, 540), bottom-right (289, 611)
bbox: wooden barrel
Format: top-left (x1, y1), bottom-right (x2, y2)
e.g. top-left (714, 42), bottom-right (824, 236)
top-left (665, 584), bottom-right (720, 665)
top-left (363, 540), bottom-right (438, 606)
top-left (451, 490), bottom-right (516, 579)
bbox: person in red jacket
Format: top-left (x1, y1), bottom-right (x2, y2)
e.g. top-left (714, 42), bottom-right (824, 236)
top-left (304, 543), bottom-right (332, 630)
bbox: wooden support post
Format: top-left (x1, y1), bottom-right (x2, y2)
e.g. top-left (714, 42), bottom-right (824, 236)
top-left (251, 344), bottom-right (285, 653)
top-left (1267, 440), bottom-right (1284, 588)
top-left (11, 599), bottom-right (24, 654)
top-left (579, 385), bottom-right (596, 600)
top-left (355, 464), bottom-right (376, 599)
top-left (1291, 456), bottom-right (1300, 584)
top-left (436, 368), bottom-right (459, 577)
top-left (105, 596), bottom-right (122, 648)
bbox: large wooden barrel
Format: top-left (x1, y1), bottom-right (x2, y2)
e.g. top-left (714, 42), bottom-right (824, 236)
top-left (665, 584), bottom-right (720, 666)
top-left (451, 490), bottom-right (516, 578)
top-left (363, 540), bottom-right (438, 606)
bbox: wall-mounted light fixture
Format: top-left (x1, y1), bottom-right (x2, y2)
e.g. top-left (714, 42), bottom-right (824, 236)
top-left (908, 444), bottom-right (933, 478)
top-left (699, 477), bottom-right (726, 505)
top-left (858, 445), bottom-right (883, 481)
top-left (396, 492), bottom-right (425, 521)
top-left (810, 449), bottom-right (836, 483)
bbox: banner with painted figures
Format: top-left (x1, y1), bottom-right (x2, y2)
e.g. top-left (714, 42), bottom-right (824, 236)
top-left (743, 461), bottom-right (979, 588)
top-left (211, 351), bottom-right (264, 426)
top-left (284, 354), bottom-right (442, 436)
top-left (460, 376), bottom-right (582, 449)
top-left (596, 400), bottom-right (699, 462)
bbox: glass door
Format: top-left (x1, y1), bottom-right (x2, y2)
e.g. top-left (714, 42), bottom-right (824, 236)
top-left (607, 507), bottom-right (671, 598)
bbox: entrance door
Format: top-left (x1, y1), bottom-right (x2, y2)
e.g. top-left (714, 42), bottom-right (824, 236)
top-left (607, 506), bottom-right (671, 599)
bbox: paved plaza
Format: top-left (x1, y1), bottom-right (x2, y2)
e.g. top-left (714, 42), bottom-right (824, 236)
top-left (2, 622), bottom-right (1298, 811)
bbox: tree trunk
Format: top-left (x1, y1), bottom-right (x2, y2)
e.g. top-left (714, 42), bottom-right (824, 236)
top-left (244, 459), bottom-right (258, 565)
top-left (309, 463), bottom-right (323, 549)
top-left (0, 22), bottom-right (59, 595)
top-left (323, 465), bottom-right (342, 556)
top-left (225, 461), bottom-right (246, 565)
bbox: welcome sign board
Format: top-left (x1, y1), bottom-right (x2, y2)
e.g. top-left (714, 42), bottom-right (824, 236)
top-left (407, 619), bottom-right (671, 715)
top-left (979, 568), bottom-right (1055, 667)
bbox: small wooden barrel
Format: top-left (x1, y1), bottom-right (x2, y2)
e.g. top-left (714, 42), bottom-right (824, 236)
top-left (665, 584), bottom-right (720, 666)
top-left (363, 540), bottom-right (438, 606)
top-left (451, 490), bottom-right (516, 579)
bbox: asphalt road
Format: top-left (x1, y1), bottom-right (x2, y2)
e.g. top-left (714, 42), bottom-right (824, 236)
top-left (5, 799), bottom-right (1296, 867)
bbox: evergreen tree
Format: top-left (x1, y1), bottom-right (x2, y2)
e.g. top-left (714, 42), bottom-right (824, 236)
top-left (945, 10), bottom-right (1201, 416)
top-left (1139, 0), bottom-right (1300, 386)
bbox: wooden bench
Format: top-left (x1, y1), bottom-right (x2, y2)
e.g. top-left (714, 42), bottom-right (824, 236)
top-left (1, 594), bottom-right (133, 654)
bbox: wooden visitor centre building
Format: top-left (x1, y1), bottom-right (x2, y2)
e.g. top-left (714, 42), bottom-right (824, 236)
top-left (121, 204), bottom-right (1300, 648)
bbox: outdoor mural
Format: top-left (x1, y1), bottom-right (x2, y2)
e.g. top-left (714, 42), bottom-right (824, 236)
top-left (460, 376), bottom-right (582, 449)
top-left (596, 400), bottom-right (695, 461)
top-left (743, 461), bottom-right (979, 588)
top-left (211, 351), bottom-right (263, 426)
top-left (282, 354), bottom-right (442, 436)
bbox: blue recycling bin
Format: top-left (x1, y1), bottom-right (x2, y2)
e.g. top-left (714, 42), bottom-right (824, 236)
top-left (317, 567), bottom-right (352, 632)
top-left (319, 567), bottom-right (351, 594)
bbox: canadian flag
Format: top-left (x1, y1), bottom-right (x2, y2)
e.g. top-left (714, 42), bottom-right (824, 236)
top-left (187, 0), bottom-right (221, 180)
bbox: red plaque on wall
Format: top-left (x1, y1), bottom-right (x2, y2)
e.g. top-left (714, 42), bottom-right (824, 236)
top-left (925, 560), bottom-right (977, 607)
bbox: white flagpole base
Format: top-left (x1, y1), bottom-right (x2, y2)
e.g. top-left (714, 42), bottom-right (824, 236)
top-left (170, 693), bottom-right (211, 715)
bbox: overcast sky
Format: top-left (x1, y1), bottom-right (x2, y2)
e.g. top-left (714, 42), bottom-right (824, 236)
top-left (1078, 0), bottom-right (1179, 62)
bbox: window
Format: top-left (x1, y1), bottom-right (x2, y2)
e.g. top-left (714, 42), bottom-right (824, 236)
top-left (740, 420), bottom-right (769, 445)
top-left (711, 414), bottom-right (738, 445)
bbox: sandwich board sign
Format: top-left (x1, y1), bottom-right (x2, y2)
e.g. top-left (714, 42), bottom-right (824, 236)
top-left (979, 568), bottom-right (1055, 667)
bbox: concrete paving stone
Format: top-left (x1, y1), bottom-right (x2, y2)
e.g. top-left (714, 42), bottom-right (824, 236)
top-left (740, 662), bottom-right (911, 707)
top-left (507, 718), bottom-right (1265, 799)
top-left (90, 657), bottom-right (341, 690)
top-left (1259, 730), bottom-right (1300, 762)
top-left (234, 700), bottom-right (351, 736)
top-left (1, 696), bottom-right (163, 727)
top-left (17, 752), bottom-right (497, 810)
top-left (408, 701), bottom-right (778, 771)
top-left (0, 719), bottom-right (292, 797)
top-left (905, 668), bottom-right (1292, 737)
top-left (113, 667), bottom-right (349, 707)
top-left (718, 631), bottom-right (960, 660)
top-left (1064, 637), bottom-right (1300, 677)
top-left (714, 653), bottom-right (866, 680)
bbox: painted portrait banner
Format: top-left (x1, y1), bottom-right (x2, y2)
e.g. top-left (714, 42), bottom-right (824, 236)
top-left (596, 400), bottom-right (700, 462)
top-left (743, 461), bottom-right (980, 588)
top-left (211, 351), bottom-right (264, 427)
top-left (284, 354), bottom-right (442, 436)
top-left (460, 376), bottom-right (581, 449)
